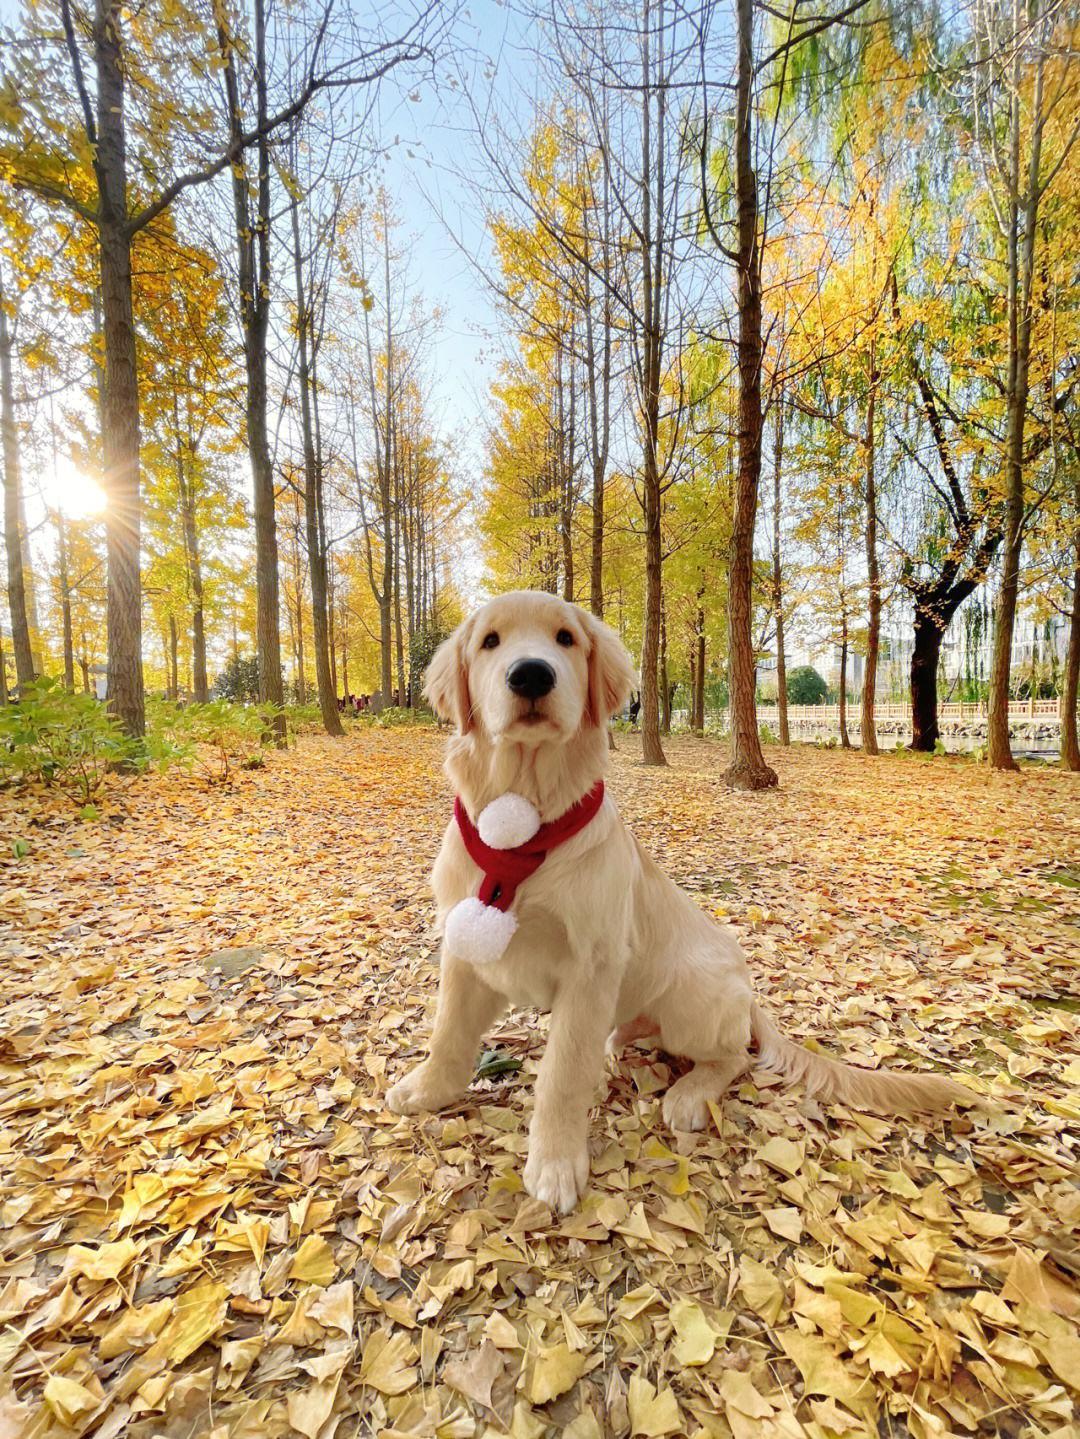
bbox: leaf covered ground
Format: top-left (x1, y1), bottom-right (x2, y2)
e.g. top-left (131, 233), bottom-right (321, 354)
top-left (1, 731), bottom-right (1078, 1439)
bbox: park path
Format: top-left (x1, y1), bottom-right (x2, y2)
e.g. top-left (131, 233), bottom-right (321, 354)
top-left (0, 733), bottom-right (1077, 1438)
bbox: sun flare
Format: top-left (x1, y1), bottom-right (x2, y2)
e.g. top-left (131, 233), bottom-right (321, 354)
top-left (44, 456), bottom-right (107, 520)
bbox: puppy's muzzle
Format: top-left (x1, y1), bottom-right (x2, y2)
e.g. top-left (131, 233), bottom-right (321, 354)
top-left (507, 658), bottom-right (556, 701)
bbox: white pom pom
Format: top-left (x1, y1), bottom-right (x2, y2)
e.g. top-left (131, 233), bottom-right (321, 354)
top-left (445, 897), bottom-right (518, 965)
top-left (477, 792), bottom-right (541, 849)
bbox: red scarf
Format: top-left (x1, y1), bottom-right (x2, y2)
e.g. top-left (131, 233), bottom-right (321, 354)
top-left (454, 782), bottom-right (606, 912)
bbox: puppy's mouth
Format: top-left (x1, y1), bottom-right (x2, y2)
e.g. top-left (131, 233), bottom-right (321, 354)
top-left (506, 700), bottom-right (560, 732)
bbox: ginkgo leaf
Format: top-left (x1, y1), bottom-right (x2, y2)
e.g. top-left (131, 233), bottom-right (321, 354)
top-left (43, 1375), bottom-right (99, 1426)
top-left (861, 1332), bottom-right (912, 1377)
top-left (526, 1342), bottom-right (585, 1405)
top-left (159, 1280), bottom-right (229, 1364)
top-left (289, 1234), bottom-right (336, 1286)
top-left (65, 1238), bottom-right (140, 1281)
top-left (287, 1378), bottom-right (340, 1439)
top-left (98, 1299), bottom-right (172, 1359)
top-left (484, 1311), bottom-right (521, 1349)
top-left (764, 1206), bottom-right (804, 1243)
top-left (444, 1339), bottom-right (504, 1409)
top-left (758, 1136), bottom-right (805, 1177)
top-left (359, 1328), bottom-right (418, 1395)
top-left (307, 1281), bottom-right (354, 1335)
top-left (720, 1369), bottom-right (773, 1419)
top-left (627, 1374), bottom-right (682, 1437)
top-left (780, 1331), bottom-right (869, 1406)
top-left (739, 1254), bottom-right (786, 1324)
top-left (669, 1298), bottom-right (716, 1367)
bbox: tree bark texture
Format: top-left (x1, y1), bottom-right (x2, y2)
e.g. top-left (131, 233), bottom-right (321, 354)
top-left (723, 0), bottom-right (777, 790)
top-left (860, 344), bottom-right (880, 754)
top-left (95, 0), bottom-right (145, 737)
top-left (0, 266), bottom-right (35, 688)
top-left (771, 400), bottom-right (788, 745)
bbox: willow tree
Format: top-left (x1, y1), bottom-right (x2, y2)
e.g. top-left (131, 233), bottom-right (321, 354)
top-left (963, 0), bottom-right (1080, 770)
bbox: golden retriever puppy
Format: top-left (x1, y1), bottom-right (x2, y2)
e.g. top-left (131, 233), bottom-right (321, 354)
top-left (387, 591), bottom-right (973, 1213)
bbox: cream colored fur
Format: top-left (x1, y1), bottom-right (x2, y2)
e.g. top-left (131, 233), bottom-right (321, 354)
top-left (386, 591), bottom-right (975, 1213)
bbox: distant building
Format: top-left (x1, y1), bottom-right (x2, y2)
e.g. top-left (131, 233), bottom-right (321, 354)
top-left (774, 596), bottom-right (1069, 702)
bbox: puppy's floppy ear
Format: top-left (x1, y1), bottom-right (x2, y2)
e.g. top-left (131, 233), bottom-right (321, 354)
top-left (424, 618), bottom-right (475, 732)
top-left (584, 613), bottom-right (636, 726)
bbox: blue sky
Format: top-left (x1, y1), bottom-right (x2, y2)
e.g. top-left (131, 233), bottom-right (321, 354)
top-left (371, 0), bottom-right (541, 485)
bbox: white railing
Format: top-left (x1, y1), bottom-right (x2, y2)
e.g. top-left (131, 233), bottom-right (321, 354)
top-left (728, 698), bottom-right (1064, 727)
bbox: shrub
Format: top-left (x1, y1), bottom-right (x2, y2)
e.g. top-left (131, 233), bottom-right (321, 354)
top-left (211, 654), bottom-right (262, 704)
top-left (411, 622), bottom-right (453, 702)
top-left (370, 705), bottom-right (434, 728)
top-left (152, 699), bottom-right (265, 783)
top-left (282, 702), bottom-right (324, 736)
top-left (0, 679), bottom-right (138, 804)
top-left (786, 666), bottom-right (829, 705)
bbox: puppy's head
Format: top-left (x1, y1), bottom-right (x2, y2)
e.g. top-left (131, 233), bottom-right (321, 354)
top-left (424, 591), bottom-right (635, 744)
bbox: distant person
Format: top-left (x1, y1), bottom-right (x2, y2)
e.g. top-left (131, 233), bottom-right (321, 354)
top-left (628, 693), bottom-right (641, 726)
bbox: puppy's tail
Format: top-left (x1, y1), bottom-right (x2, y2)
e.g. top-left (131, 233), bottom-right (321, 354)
top-left (749, 1002), bottom-right (979, 1114)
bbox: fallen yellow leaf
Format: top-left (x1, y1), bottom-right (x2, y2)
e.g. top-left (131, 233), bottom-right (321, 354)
top-left (289, 1233), bottom-right (336, 1286)
top-left (526, 1342), bottom-right (585, 1404)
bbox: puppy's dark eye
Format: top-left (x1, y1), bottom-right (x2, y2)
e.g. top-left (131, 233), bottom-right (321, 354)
top-left (556, 629), bottom-right (574, 647)
top-left (481, 632), bottom-right (500, 650)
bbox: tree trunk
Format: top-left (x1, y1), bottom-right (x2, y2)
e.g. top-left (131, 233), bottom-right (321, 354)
top-left (55, 509), bottom-right (75, 691)
top-left (0, 265), bottom-right (35, 688)
top-left (640, 454), bottom-right (666, 764)
top-left (557, 332), bottom-right (576, 604)
top-left (18, 486), bottom-right (42, 675)
top-left (839, 617), bottom-right (850, 748)
top-left (327, 553), bottom-right (338, 698)
top-left (860, 351), bottom-right (880, 754)
top-left (987, 23), bottom-right (1045, 773)
top-left (910, 606), bottom-right (945, 751)
top-left (393, 474), bottom-right (406, 707)
top-left (176, 440), bottom-right (209, 703)
top-left (0, 634), bottom-right (6, 702)
top-left (168, 613), bottom-right (179, 701)
top-left (295, 578), bottom-right (306, 703)
top-left (659, 597), bottom-right (671, 735)
top-left (693, 589), bottom-right (706, 733)
top-left (290, 198), bottom-right (343, 736)
top-left (95, 0), bottom-right (145, 738)
top-left (217, 0), bottom-right (285, 744)
top-left (1061, 487), bottom-right (1080, 771)
top-left (771, 399), bottom-right (788, 745)
top-left (583, 156), bottom-right (611, 623)
top-left (305, 462), bottom-right (341, 731)
top-left (380, 536), bottom-right (393, 700)
top-left (637, 2), bottom-right (667, 767)
top-left (723, 0), bottom-right (777, 791)
top-left (590, 449), bottom-right (605, 619)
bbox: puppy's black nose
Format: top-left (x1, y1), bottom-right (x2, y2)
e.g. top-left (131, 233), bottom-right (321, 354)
top-left (507, 658), bottom-right (556, 700)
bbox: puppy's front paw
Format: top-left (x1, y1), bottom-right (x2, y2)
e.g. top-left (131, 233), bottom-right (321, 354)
top-left (523, 1142), bottom-right (589, 1214)
top-left (662, 1073), bottom-right (711, 1132)
top-left (386, 1064), bottom-right (464, 1117)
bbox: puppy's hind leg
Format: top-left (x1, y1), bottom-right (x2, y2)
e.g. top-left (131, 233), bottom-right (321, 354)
top-left (655, 971), bottom-right (753, 1132)
top-left (662, 1052), bottom-right (748, 1132)
top-left (606, 1014), bottom-right (660, 1057)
